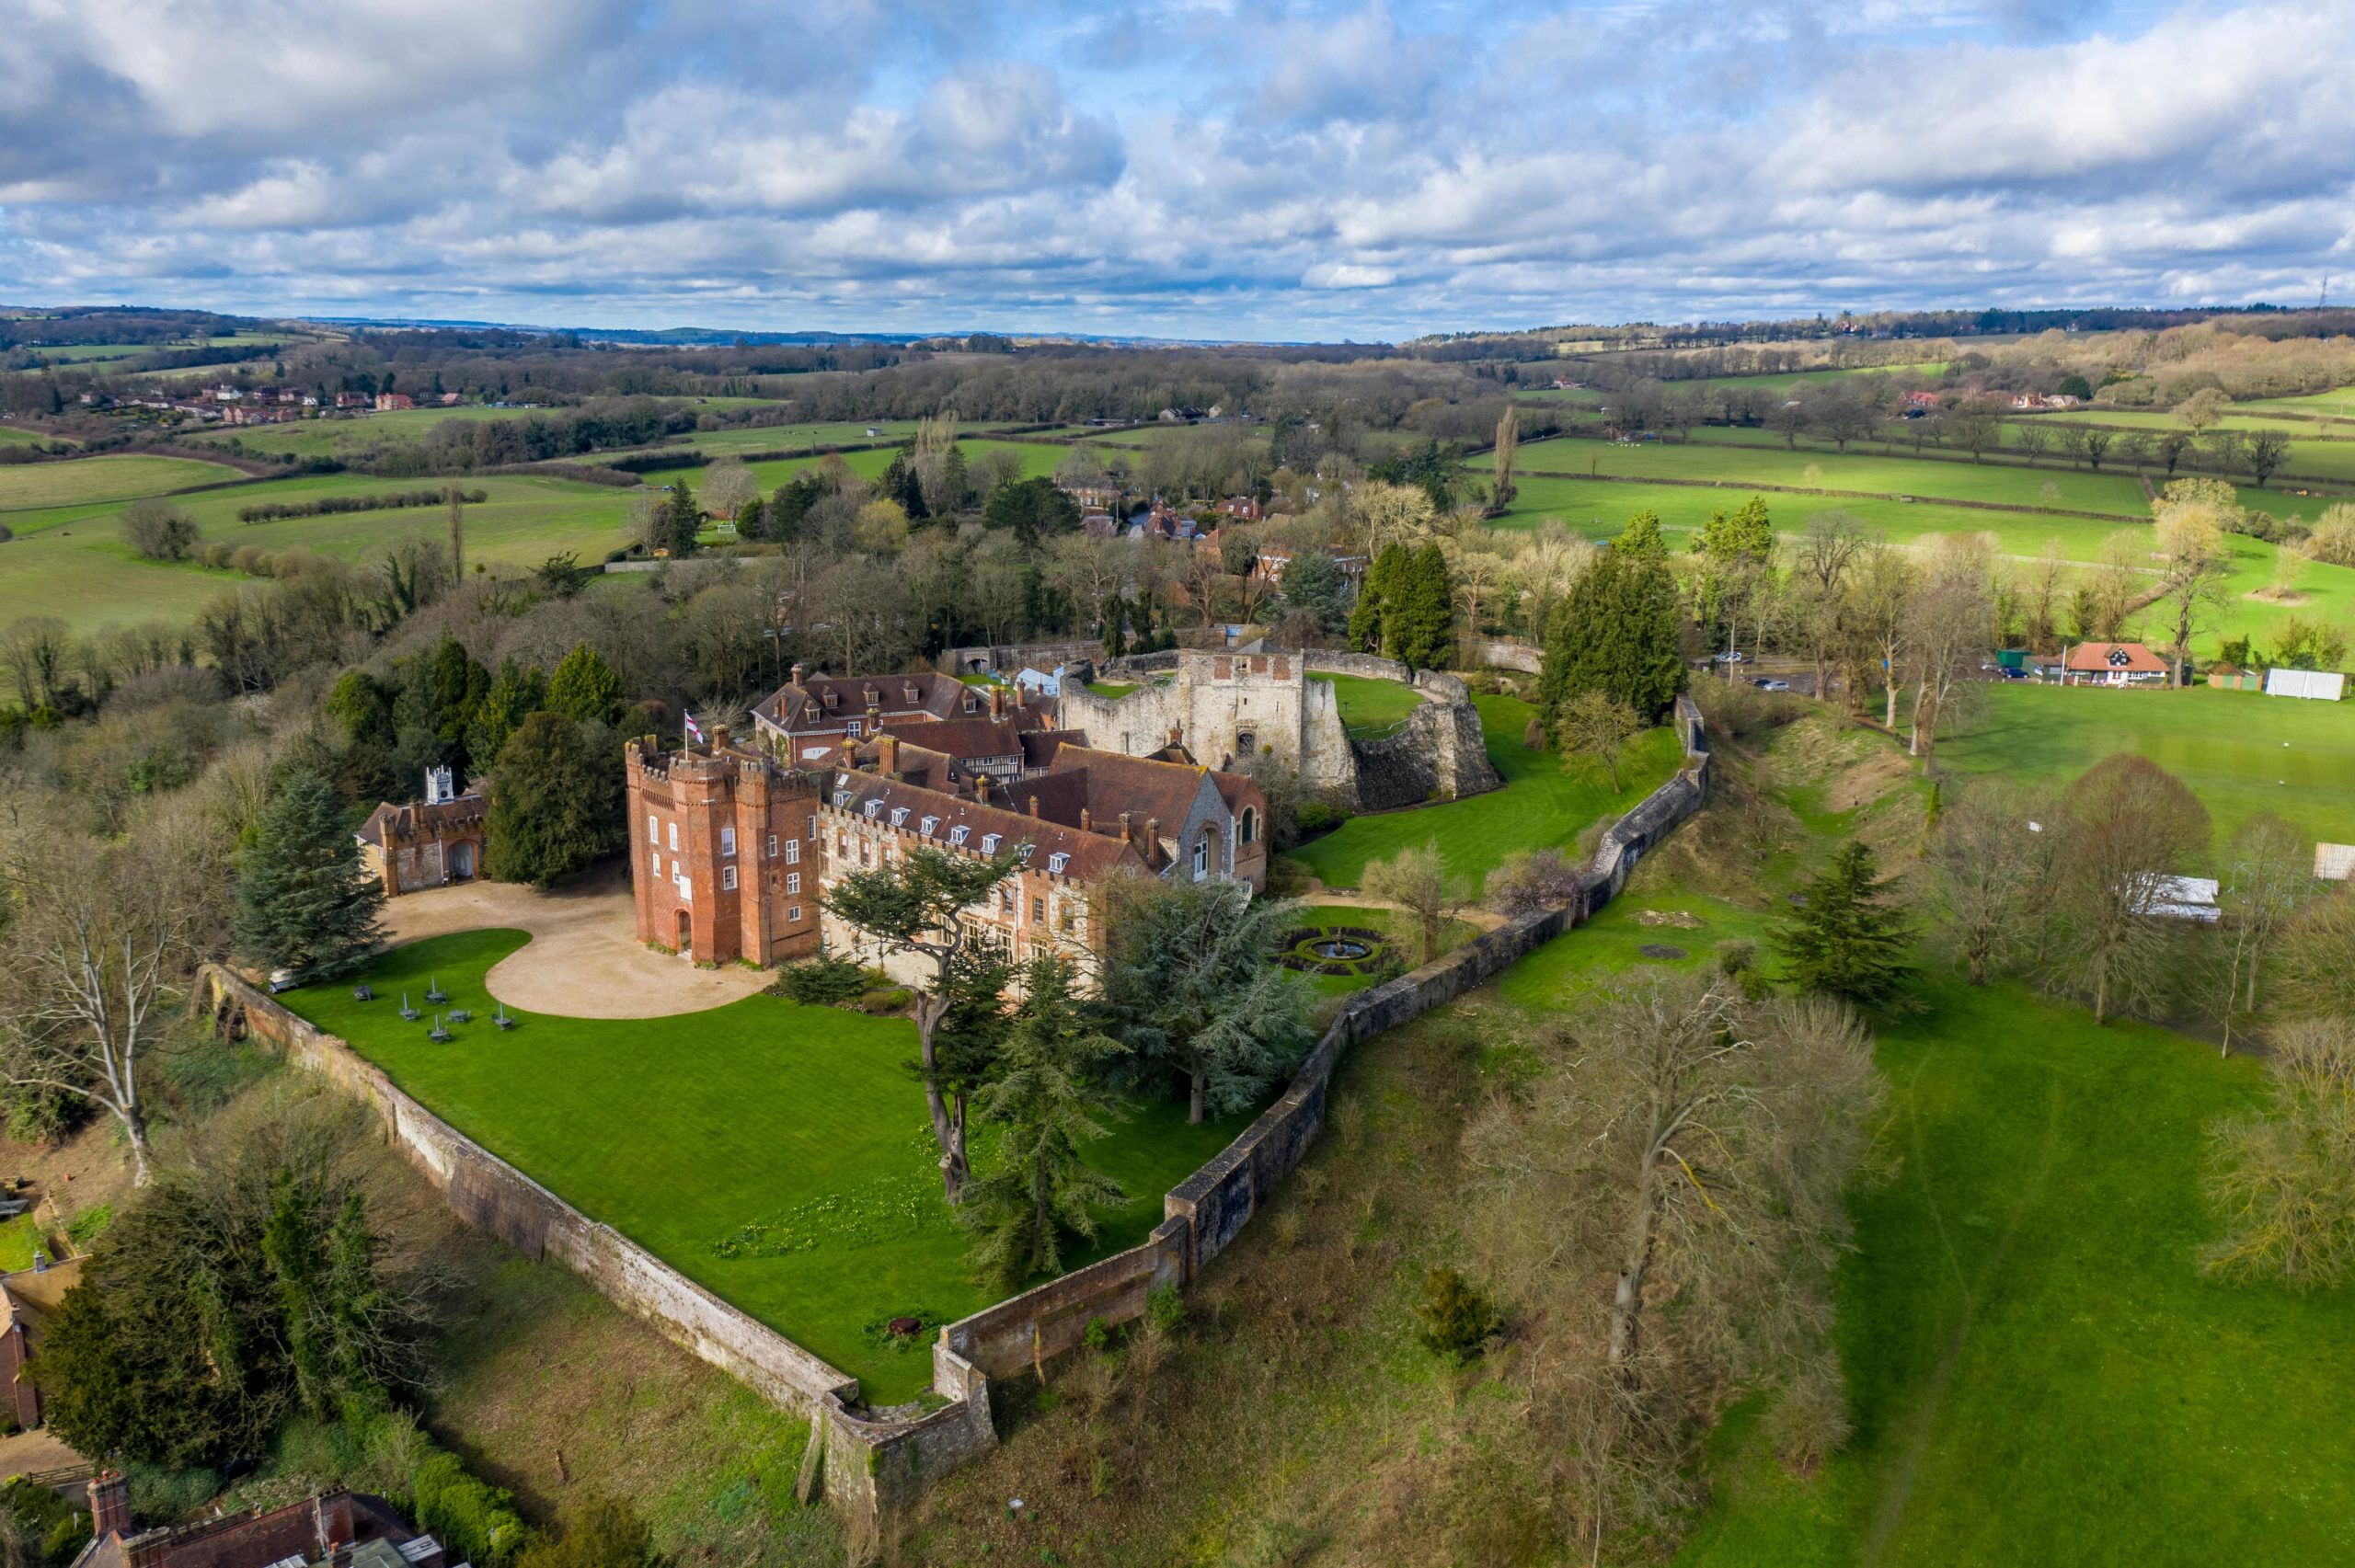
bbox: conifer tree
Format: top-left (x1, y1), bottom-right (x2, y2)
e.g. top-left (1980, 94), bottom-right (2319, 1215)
top-left (546, 642), bottom-right (621, 725)
top-left (1350, 541), bottom-right (1410, 653)
top-left (1279, 548), bottom-right (1350, 635)
top-left (484, 713), bottom-right (618, 887)
top-left (1388, 542), bottom-right (1454, 670)
top-left (235, 769), bottom-right (385, 983)
top-left (1775, 840), bottom-right (1915, 1006)
top-left (1539, 512), bottom-right (1686, 725)
top-left (960, 957), bottom-right (1129, 1286)
top-left (464, 658), bottom-right (547, 773)
top-left (660, 480), bottom-right (701, 557)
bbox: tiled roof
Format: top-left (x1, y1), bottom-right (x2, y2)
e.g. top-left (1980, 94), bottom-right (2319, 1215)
top-left (828, 773), bottom-right (1147, 880)
top-left (2063, 641), bottom-right (2166, 673)
top-left (357, 793), bottom-right (487, 847)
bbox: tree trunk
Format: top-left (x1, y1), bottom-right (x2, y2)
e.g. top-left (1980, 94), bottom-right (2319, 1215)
top-left (1189, 1070), bottom-right (1206, 1126)
top-left (120, 1104), bottom-right (153, 1187)
top-left (2093, 970), bottom-right (2108, 1027)
top-left (915, 992), bottom-right (968, 1202)
top-left (1607, 1155), bottom-right (1660, 1375)
top-left (1884, 668), bottom-right (1899, 729)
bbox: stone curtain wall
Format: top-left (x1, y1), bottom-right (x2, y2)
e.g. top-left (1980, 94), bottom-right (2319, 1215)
top-left (1303, 657), bottom-right (1507, 809)
top-left (207, 691), bottom-right (1708, 1555)
top-left (199, 967), bottom-right (982, 1562)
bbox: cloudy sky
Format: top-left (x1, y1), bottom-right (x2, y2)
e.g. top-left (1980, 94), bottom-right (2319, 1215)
top-left (3, 0), bottom-right (2349, 339)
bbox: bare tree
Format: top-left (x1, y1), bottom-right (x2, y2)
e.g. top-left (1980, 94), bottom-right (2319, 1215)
top-left (1844, 544), bottom-right (1918, 729)
top-left (1792, 512), bottom-right (1867, 703)
top-left (1555, 689), bottom-right (1643, 793)
top-left (1903, 536), bottom-right (1993, 756)
top-left (701, 456), bottom-right (759, 525)
top-left (0, 831), bottom-right (199, 1185)
top-left (2042, 756), bottom-right (2211, 1024)
top-left (1362, 839), bottom-right (1468, 965)
top-left (2200, 1018), bottom-right (2355, 1288)
top-left (2152, 483), bottom-right (2235, 685)
top-left (2278, 888), bottom-right (2355, 1021)
top-left (1485, 847), bottom-right (1585, 920)
top-left (2210, 814), bottom-right (2319, 1053)
top-left (1465, 976), bottom-right (1883, 1559)
top-left (1924, 782), bottom-right (2058, 984)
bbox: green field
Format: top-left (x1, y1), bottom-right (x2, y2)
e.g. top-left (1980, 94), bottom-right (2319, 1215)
top-left (1285, 692), bottom-right (1684, 891)
top-left (284, 929), bottom-right (1251, 1405)
top-left (198, 404), bottom-right (876, 462)
top-left (0, 471), bottom-right (644, 635)
top-left (1936, 681), bottom-right (2355, 854)
top-left (635, 438), bottom-right (1063, 495)
top-left (0, 453), bottom-right (243, 513)
top-left (0, 424), bottom-right (53, 447)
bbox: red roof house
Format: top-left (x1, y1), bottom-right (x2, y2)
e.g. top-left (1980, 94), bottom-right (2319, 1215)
top-left (2062, 642), bottom-right (2168, 686)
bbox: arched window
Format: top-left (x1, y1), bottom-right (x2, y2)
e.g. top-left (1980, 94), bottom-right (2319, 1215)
top-left (1193, 831), bottom-right (1211, 878)
top-left (1239, 807), bottom-right (1258, 846)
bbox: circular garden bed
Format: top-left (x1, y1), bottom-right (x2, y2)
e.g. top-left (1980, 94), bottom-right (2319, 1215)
top-left (1275, 924), bottom-right (1397, 979)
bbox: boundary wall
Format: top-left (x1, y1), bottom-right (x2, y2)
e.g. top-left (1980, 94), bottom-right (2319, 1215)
top-left (209, 690), bottom-right (1708, 1560)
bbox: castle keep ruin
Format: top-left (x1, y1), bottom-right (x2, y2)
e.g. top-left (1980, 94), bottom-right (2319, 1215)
top-left (1058, 649), bottom-right (1502, 811)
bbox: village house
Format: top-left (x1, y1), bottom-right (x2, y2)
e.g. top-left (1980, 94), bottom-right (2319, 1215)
top-left (2062, 642), bottom-right (2169, 687)
top-left (1253, 544), bottom-right (1367, 586)
top-left (355, 768), bottom-right (488, 896)
top-left (0, 1253), bottom-right (81, 1431)
top-left (373, 392), bottom-right (414, 411)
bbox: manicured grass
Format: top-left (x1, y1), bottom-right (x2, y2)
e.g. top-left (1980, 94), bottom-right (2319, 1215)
top-left (1284, 693), bottom-right (1683, 892)
top-left (1321, 671), bottom-right (1424, 737)
top-left (1935, 681), bottom-right (2355, 854)
top-left (0, 453), bottom-right (243, 513)
top-left (285, 929), bottom-right (1249, 1404)
top-left (1083, 681), bottom-right (1136, 699)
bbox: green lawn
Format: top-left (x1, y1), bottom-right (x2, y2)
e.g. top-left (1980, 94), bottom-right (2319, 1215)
top-left (1936, 681), bottom-right (2355, 855)
top-left (1321, 671), bottom-right (1424, 737)
top-left (0, 424), bottom-right (59, 446)
top-left (0, 453), bottom-right (243, 513)
top-left (283, 929), bottom-right (1249, 1404)
top-left (1284, 693), bottom-right (1683, 892)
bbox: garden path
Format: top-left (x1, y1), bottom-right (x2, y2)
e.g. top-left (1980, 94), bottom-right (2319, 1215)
top-left (381, 868), bottom-right (769, 1019)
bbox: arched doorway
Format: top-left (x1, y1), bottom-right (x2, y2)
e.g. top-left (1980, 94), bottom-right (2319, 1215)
top-left (675, 907), bottom-right (693, 956)
top-left (450, 841), bottom-right (475, 881)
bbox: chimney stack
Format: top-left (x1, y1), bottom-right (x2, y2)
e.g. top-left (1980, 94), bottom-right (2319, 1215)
top-left (1014, 681), bottom-right (1027, 709)
top-left (1168, 723), bottom-right (1183, 748)
top-left (879, 733), bottom-right (899, 776)
top-left (88, 1471), bottom-right (130, 1542)
top-left (790, 662), bottom-right (806, 686)
top-left (1080, 806), bottom-right (1092, 832)
top-left (1119, 810), bottom-right (1133, 847)
top-left (866, 703), bottom-right (881, 732)
top-left (1144, 816), bottom-right (1160, 858)
top-left (990, 686), bottom-right (1006, 719)
top-left (1028, 795), bottom-right (1040, 818)
top-left (710, 723), bottom-right (730, 754)
top-left (974, 773), bottom-right (990, 803)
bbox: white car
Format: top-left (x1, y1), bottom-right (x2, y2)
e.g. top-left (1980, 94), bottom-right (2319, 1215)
top-left (1754, 678), bottom-right (1792, 692)
top-left (1712, 650), bottom-right (1746, 664)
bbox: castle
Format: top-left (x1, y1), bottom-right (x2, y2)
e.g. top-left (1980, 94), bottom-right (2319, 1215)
top-left (1057, 649), bottom-right (1502, 810)
top-left (625, 699), bottom-right (1268, 990)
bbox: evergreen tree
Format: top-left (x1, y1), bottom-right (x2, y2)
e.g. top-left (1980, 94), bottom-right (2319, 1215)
top-left (1279, 548), bottom-right (1350, 635)
top-left (1388, 542), bottom-right (1453, 670)
top-left (1350, 541), bottom-right (1410, 653)
top-left (1102, 594), bottom-right (1128, 658)
top-left (660, 481), bottom-right (701, 557)
top-left (234, 769), bottom-right (385, 982)
top-left (464, 658), bottom-right (547, 775)
top-left (546, 642), bottom-right (622, 726)
top-left (1775, 840), bottom-right (1915, 1006)
top-left (484, 713), bottom-right (620, 887)
top-left (1538, 512), bottom-right (1685, 726)
top-left (982, 476), bottom-right (1082, 545)
top-left (959, 957), bottom-right (1128, 1286)
top-left (325, 669), bottom-right (393, 747)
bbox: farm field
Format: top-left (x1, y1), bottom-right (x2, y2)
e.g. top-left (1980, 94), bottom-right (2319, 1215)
top-left (1935, 681), bottom-right (2355, 853)
top-left (285, 929), bottom-right (1255, 1405)
top-left (0, 452), bottom-right (243, 512)
top-left (1284, 692), bottom-right (1683, 891)
top-left (634, 438), bottom-right (1063, 494)
top-left (1493, 434), bottom-right (2152, 514)
top-left (2240, 385), bottom-right (2355, 417)
top-left (0, 471), bottom-right (646, 635)
top-left (0, 424), bottom-right (54, 446)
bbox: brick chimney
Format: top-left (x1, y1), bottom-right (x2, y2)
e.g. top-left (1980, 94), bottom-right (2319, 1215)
top-left (1168, 723), bottom-right (1183, 748)
top-left (790, 661), bottom-right (806, 686)
top-left (990, 687), bottom-right (1006, 719)
top-left (973, 773), bottom-right (990, 803)
top-left (1119, 810), bottom-right (1133, 847)
top-left (710, 723), bottom-right (730, 754)
top-left (878, 733), bottom-right (900, 775)
top-left (88, 1471), bottom-right (130, 1540)
top-left (1028, 794), bottom-right (1040, 818)
top-left (1080, 806), bottom-right (1092, 832)
top-left (1144, 817), bottom-right (1160, 859)
top-left (1014, 681), bottom-right (1027, 709)
top-left (866, 703), bottom-right (881, 733)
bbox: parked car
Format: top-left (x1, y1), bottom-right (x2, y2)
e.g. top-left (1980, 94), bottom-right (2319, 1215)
top-left (1756, 679), bottom-right (1793, 692)
top-left (1713, 650), bottom-right (1746, 664)
top-left (2001, 667), bottom-right (2030, 681)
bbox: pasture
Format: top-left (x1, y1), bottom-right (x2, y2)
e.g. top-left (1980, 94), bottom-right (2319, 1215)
top-left (1935, 681), bottom-right (2355, 854)
top-left (287, 929), bottom-right (1254, 1405)
top-left (1284, 692), bottom-right (1683, 891)
top-left (633, 438), bottom-right (1064, 495)
top-left (0, 452), bottom-right (244, 513)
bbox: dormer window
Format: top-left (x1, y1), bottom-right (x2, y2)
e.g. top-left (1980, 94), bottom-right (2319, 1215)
top-left (863, 800), bottom-right (883, 818)
top-left (821, 691), bottom-right (837, 706)
top-left (833, 790), bottom-right (853, 807)
top-left (963, 694), bottom-right (978, 712)
top-left (1047, 852), bottom-right (1069, 873)
top-left (920, 815), bottom-right (940, 836)
top-left (903, 685), bottom-right (921, 704)
top-left (1016, 843), bottom-right (1034, 863)
top-left (981, 833), bottom-right (1002, 855)
top-left (889, 807), bottom-right (909, 827)
top-left (948, 826), bottom-right (971, 846)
